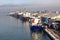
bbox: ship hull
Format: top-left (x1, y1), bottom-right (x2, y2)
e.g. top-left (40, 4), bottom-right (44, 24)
top-left (10, 14), bottom-right (30, 21)
top-left (30, 25), bottom-right (43, 32)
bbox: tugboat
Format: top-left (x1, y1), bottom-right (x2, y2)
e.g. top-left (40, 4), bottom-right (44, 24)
top-left (30, 17), bottom-right (43, 32)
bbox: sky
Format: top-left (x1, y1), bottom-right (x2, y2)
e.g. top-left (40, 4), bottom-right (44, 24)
top-left (0, 0), bottom-right (60, 6)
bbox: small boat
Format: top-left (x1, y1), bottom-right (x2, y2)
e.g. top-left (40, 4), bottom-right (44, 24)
top-left (30, 17), bottom-right (43, 32)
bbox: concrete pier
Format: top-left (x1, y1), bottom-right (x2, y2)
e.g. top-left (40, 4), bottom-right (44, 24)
top-left (44, 28), bottom-right (60, 40)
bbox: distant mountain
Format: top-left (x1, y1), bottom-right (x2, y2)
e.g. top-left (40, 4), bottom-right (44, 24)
top-left (0, 4), bottom-right (60, 13)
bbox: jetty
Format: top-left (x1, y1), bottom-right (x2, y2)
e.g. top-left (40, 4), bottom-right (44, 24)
top-left (44, 28), bottom-right (60, 40)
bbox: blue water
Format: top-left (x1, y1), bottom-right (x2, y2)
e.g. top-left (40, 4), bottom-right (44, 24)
top-left (0, 14), bottom-right (51, 40)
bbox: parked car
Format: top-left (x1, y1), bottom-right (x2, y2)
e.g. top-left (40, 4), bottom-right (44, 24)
top-left (41, 17), bottom-right (60, 30)
top-left (41, 17), bottom-right (50, 28)
top-left (50, 20), bottom-right (60, 30)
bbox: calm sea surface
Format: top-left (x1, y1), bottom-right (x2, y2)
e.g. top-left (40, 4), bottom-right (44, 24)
top-left (0, 13), bottom-right (51, 40)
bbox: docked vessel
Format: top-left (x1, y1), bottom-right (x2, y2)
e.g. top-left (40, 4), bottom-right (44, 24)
top-left (9, 11), bottom-right (31, 21)
top-left (29, 17), bottom-right (43, 32)
top-left (9, 11), bottom-right (20, 18)
top-left (22, 12), bottom-right (31, 21)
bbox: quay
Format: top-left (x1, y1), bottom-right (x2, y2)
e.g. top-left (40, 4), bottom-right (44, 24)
top-left (44, 28), bottom-right (60, 40)
top-left (9, 11), bottom-right (60, 40)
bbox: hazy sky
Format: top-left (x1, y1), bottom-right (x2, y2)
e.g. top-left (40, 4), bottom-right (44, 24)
top-left (0, 0), bottom-right (60, 6)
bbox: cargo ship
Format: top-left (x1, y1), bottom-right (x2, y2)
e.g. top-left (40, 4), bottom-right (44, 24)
top-left (29, 17), bottom-right (43, 32)
top-left (9, 11), bottom-right (31, 21)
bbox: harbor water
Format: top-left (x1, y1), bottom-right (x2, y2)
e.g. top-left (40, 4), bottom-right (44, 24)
top-left (0, 13), bottom-right (51, 40)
